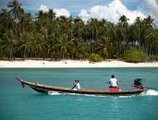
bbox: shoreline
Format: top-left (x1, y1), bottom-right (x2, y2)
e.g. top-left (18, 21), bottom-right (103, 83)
top-left (0, 60), bottom-right (158, 68)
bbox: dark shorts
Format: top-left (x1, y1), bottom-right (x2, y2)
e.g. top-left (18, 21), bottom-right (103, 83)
top-left (109, 86), bottom-right (119, 88)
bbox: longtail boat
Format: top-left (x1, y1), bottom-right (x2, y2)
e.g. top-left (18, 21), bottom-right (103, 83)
top-left (16, 78), bottom-right (144, 96)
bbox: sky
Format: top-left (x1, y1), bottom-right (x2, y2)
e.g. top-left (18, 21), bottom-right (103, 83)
top-left (0, 0), bottom-right (158, 24)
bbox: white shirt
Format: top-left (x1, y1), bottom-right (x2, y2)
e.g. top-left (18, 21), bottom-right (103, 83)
top-left (76, 83), bottom-right (81, 90)
top-left (109, 78), bottom-right (118, 87)
top-left (73, 82), bottom-right (81, 90)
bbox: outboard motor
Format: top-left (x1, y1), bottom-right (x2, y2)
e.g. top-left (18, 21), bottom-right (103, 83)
top-left (134, 78), bottom-right (144, 89)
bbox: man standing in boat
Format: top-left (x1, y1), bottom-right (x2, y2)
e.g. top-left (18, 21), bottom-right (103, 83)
top-left (72, 80), bottom-right (81, 90)
top-left (109, 75), bottom-right (119, 88)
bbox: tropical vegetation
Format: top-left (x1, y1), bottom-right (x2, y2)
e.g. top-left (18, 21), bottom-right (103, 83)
top-left (0, 0), bottom-right (158, 62)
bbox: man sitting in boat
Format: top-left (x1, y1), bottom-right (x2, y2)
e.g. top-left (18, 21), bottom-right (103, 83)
top-left (72, 80), bottom-right (81, 91)
top-left (134, 78), bottom-right (144, 89)
top-left (109, 75), bottom-right (119, 88)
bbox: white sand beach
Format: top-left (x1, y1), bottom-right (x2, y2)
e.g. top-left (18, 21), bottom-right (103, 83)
top-left (0, 60), bottom-right (158, 68)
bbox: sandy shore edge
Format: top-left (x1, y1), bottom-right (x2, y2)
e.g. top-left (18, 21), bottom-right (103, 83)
top-left (0, 60), bottom-right (158, 68)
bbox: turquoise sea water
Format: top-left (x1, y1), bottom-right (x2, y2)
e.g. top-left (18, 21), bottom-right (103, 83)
top-left (0, 68), bottom-right (158, 120)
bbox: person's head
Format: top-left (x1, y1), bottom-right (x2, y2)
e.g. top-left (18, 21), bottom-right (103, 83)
top-left (74, 80), bottom-right (79, 83)
top-left (111, 75), bottom-right (115, 78)
top-left (135, 78), bottom-right (142, 82)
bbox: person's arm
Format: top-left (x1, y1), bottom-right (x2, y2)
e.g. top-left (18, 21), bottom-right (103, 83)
top-left (72, 84), bottom-right (76, 90)
top-left (109, 79), bottom-right (112, 84)
top-left (116, 79), bottom-right (118, 85)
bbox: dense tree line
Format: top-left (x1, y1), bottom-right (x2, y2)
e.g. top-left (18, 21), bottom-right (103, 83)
top-left (0, 0), bottom-right (158, 62)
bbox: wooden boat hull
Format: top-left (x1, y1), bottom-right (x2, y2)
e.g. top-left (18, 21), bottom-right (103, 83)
top-left (16, 78), bottom-right (144, 96)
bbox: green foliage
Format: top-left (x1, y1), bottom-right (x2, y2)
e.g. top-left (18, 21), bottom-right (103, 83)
top-left (89, 54), bottom-right (103, 62)
top-left (123, 48), bottom-right (149, 62)
top-left (0, 0), bottom-right (158, 62)
top-left (0, 55), bottom-right (6, 60)
top-left (149, 55), bottom-right (158, 61)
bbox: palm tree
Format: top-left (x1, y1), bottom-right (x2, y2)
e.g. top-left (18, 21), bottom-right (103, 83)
top-left (142, 16), bottom-right (155, 55)
top-left (73, 17), bottom-right (84, 38)
top-left (8, 0), bottom-right (25, 36)
top-left (18, 32), bottom-right (33, 59)
top-left (47, 34), bottom-right (57, 60)
top-left (0, 9), bottom-right (14, 32)
top-left (97, 35), bottom-right (115, 59)
top-left (56, 34), bottom-right (73, 59)
top-left (117, 15), bottom-right (129, 55)
top-left (130, 17), bottom-right (142, 48)
top-left (44, 9), bottom-right (56, 43)
top-left (1, 29), bottom-right (17, 60)
top-left (19, 13), bottom-right (32, 33)
top-left (8, 0), bottom-right (23, 20)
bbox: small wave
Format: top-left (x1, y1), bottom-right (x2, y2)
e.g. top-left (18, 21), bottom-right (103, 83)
top-left (48, 91), bottom-right (79, 96)
top-left (119, 96), bottom-right (134, 98)
top-left (141, 89), bottom-right (158, 96)
top-left (48, 90), bottom-right (158, 97)
top-left (83, 94), bottom-right (106, 97)
top-left (48, 91), bottom-right (61, 95)
top-left (47, 92), bottom-right (133, 98)
top-left (47, 91), bottom-right (106, 97)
